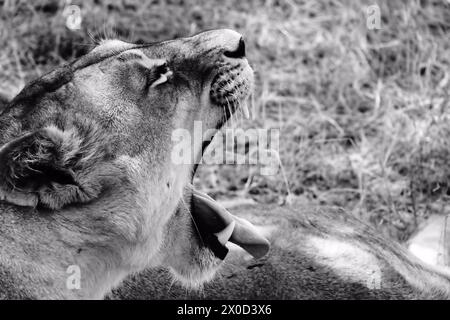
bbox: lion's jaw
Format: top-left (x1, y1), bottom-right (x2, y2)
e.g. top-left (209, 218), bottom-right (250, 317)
top-left (104, 29), bottom-right (255, 274)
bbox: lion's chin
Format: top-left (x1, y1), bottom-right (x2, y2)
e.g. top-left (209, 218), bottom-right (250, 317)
top-left (168, 250), bottom-right (222, 290)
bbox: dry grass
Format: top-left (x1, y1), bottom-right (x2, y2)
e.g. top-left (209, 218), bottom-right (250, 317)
top-left (0, 0), bottom-right (449, 241)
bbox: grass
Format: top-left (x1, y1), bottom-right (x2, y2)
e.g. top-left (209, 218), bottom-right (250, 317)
top-left (0, 0), bottom-right (449, 241)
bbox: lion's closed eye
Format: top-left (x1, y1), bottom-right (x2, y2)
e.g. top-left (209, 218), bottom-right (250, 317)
top-left (148, 63), bottom-right (173, 88)
top-left (100, 50), bottom-right (172, 91)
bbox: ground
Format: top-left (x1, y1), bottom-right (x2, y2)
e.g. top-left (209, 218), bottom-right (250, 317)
top-left (0, 0), bottom-right (449, 242)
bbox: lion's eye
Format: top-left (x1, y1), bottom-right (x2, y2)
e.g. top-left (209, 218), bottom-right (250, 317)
top-left (148, 63), bottom-right (173, 88)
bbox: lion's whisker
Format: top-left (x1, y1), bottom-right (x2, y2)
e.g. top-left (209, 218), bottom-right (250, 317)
top-left (181, 195), bottom-right (206, 248)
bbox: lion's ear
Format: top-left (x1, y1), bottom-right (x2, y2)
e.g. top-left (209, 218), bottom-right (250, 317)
top-left (0, 125), bottom-right (119, 209)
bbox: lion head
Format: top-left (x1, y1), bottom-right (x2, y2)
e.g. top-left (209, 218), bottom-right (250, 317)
top-left (0, 29), bottom-right (268, 298)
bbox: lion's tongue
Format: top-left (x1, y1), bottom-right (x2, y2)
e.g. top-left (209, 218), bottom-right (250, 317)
top-left (192, 189), bottom-right (270, 259)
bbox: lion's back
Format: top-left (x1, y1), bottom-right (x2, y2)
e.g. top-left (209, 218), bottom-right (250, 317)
top-left (111, 203), bottom-right (420, 300)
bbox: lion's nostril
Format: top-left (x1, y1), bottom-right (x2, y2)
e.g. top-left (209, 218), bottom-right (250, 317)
top-left (223, 37), bottom-right (246, 59)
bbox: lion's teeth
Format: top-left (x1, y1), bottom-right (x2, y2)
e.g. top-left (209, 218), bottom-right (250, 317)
top-left (214, 220), bottom-right (236, 246)
top-left (242, 104), bottom-right (250, 119)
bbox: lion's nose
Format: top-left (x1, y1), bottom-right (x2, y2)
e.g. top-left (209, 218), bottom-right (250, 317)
top-left (224, 37), bottom-right (246, 59)
top-left (193, 29), bottom-right (246, 59)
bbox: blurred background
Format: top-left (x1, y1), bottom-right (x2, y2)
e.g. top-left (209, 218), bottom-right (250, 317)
top-left (0, 0), bottom-right (449, 243)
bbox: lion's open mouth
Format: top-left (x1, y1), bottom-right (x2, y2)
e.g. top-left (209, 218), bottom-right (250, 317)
top-left (194, 62), bottom-right (254, 172)
top-left (185, 64), bottom-right (266, 262)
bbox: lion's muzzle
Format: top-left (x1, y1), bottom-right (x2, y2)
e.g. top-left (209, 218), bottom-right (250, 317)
top-left (197, 29), bottom-right (254, 120)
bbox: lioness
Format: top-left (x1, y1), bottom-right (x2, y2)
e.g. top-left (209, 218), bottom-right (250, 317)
top-left (113, 194), bottom-right (450, 300)
top-left (0, 29), bottom-right (269, 299)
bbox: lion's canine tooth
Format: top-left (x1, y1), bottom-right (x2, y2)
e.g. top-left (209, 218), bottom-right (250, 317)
top-left (215, 220), bottom-right (236, 246)
top-left (242, 103), bottom-right (250, 119)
